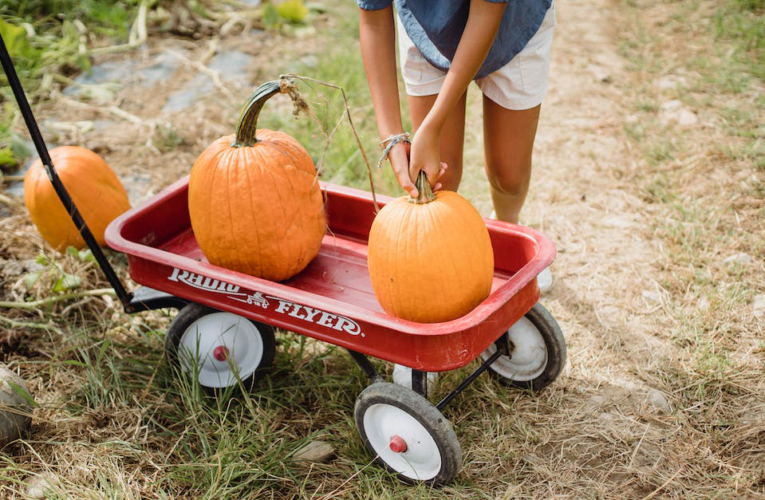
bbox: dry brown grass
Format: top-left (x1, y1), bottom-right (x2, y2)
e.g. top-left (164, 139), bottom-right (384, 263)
top-left (1, 0), bottom-right (764, 497)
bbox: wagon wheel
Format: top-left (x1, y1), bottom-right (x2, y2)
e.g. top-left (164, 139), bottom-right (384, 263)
top-left (481, 303), bottom-right (566, 392)
top-left (165, 303), bottom-right (275, 393)
top-left (354, 382), bottom-right (461, 486)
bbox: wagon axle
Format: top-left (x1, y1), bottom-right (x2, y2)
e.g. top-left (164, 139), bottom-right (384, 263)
top-left (389, 435), bottom-right (407, 453)
top-left (212, 345), bottom-right (230, 362)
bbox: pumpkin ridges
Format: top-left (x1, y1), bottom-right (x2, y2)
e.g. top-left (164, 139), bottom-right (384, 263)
top-left (188, 81), bottom-right (325, 282)
top-left (259, 130), bottom-right (317, 177)
top-left (440, 192), bottom-right (490, 307)
top-left (240, 147), bottom-right (264, 276)
top-left (368, 189), bottom-right (494, 323)
top-left (24, 146), bottom-right (130, 251)
top-left (260, 148), bottom-right (291, 277)
top-left (384, 201), bottom-right (404, 318)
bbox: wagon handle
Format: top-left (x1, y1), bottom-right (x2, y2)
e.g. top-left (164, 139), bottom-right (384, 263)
top-left (0, 32), bottom-right (135, 312)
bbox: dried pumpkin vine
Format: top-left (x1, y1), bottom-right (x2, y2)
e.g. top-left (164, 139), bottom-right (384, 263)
top-left (277, 73), bottom-right (380, 213)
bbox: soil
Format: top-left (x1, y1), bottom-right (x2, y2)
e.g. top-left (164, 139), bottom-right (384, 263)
top-left (1, 0), bottom-right (763, 497)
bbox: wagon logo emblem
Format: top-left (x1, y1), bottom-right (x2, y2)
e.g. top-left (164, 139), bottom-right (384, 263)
top-left (166, 268), bottom-right (363, 336)
top-left (235, 292), bottom-right (269, 309)
top-left (168, 268), bottom-right (242, 295)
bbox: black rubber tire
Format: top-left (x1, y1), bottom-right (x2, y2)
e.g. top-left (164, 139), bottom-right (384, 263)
top-left (165, 302), bottom-right (275, 393)
top-left (486, 303), bottom-right (567, 392)
top-left (354, 382), bottom-right (462, 486)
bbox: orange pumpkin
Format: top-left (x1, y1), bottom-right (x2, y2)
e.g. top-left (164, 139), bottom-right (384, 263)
top-left (24, 146), bottom-right (131, 251)
top-left (368, 172), bottom-right (494, 323)
top-left (188, 81), bottom-right (325, 281)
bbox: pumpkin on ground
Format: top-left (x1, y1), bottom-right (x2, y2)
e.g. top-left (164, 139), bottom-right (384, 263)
top-left (188, 81), bottom-right (325, 282)
top-left (368, 172), bottom-right (495, 323)
top-left (24, 146), bottom-right (131, 252)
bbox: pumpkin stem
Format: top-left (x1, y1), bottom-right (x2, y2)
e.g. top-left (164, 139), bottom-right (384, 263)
top-left (408, 170), bottom-right (437, 204)
top-left (232, 80), bottom-right (282, 147)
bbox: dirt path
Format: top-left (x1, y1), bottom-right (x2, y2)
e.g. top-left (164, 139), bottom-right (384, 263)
top-left (456, 0), bottom-right (764, 496)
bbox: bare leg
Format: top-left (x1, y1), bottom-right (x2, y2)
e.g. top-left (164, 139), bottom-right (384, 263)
top-left (407, 91), bottom-right (467, 191)
top-left (483, 96), bottom-right (541, 224)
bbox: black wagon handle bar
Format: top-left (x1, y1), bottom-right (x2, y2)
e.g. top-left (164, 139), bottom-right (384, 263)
top-left (0, 32), bottom-right (134, 310)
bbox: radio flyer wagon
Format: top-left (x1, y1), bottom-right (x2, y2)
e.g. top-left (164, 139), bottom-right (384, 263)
top-left (1, 36), bottom-right (566, 486)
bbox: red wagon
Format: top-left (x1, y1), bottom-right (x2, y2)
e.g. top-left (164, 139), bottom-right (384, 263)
top-left (1, 38), bottom-right (566, 486)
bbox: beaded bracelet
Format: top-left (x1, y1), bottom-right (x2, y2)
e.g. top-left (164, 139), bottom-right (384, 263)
top-left (376, 132), bottom-right (411, 169)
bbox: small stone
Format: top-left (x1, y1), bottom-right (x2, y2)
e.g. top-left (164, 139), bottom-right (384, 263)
top-left (723, 253), bottom-right (753, 266)
top-left (642, 290), bottom-right (662, 303)
top-left (602, 215), bottom-right (636, 229)
top-left (658, 100), bottom-right (700, 127)
top-left (587, 64), bottom-right (612, 83)
top-left (25, 473), bottom-right (58, 499)
top-left (657, 75), bottom-right (689, 91)
top-left (660, 100), bottom-right (683, 112)
top-left (292, 440), bottom-right (334, 463)
top-left (753, 294), bottom-right (765, 320)
top-left (676, 109), bottom-right (699, 126)
top-left (646, 389), bottom-right (670, 412)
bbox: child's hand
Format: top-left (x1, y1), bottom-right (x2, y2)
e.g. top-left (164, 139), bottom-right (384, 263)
top-left (388, 142), bottom-right (419, 198)
top-left (410, 125), bottom-right (448, 192)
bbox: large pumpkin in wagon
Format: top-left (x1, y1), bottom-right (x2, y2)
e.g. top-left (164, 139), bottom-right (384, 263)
top-left (368, 172), bottom-right (494, 323)
top-left (188, 81), bottom-right (325, 281)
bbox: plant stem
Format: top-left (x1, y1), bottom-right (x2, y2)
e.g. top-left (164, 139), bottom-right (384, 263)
top-left (408, 170), bottom-right (436, 204)
top-left (232, 80), bottom-right (282, 147)
top-left (0, 288), bottom-right (116, 311)
top-left (0, 315), bottom-right (63, 335)
top-left (279, 73), bottom-right (380, 213)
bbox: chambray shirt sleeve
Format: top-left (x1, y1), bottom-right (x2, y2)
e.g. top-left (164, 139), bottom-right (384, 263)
top-left (356, 0), bottom-right (392, 10)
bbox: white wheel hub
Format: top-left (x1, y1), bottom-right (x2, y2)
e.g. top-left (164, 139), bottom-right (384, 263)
top-left (482, 316), bottom-right (548, 382)
top-left (178, 312), bottom-right (264, 388)
top-left (363, 403), bottom-right (442, 480)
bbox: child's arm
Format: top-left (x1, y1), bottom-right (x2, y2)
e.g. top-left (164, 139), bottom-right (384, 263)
top-left (411, 0), bottom-right (507, 186)
top-left (358, 5), bottom-right (418, 197)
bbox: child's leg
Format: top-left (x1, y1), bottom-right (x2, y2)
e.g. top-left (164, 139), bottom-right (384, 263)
top-left (483, 98), bottom-right (541, 224)
top-left (408, 92), bottom-right (467, 192)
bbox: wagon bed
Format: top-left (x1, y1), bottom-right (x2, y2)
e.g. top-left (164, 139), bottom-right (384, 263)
top-left (105, 176), bottom-right (555, 372)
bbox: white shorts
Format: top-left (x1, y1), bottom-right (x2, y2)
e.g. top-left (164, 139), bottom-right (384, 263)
top-left (397, 2), bottom-right (556, 110)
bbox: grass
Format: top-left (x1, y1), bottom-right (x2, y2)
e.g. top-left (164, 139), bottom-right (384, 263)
top-left (616, 0), bottom-right (765, 490)
top-left (2, 0), bottom-right (765, 497)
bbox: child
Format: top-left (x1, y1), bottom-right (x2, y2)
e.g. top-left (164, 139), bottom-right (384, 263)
top-left (357, 0), bottom-right (556, 388)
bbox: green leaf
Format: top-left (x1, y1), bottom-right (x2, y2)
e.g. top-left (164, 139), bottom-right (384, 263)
top-left (0, 19), bottom-right (33, 59)
top-left (97, 339), bottom-right (111, 365)
top-left (65, 246), bottom-right (80, 258)
top-left (7, 381), bottom-right (38, 408)
top-left (275, 0), bottom-right (309, 23)
top-left (53, 273), bottom-right (82, 292)
top-left (61, 360), bottom-right (87, 367)
top-left (0, 147), bottom-right (16, 168)
top-left (263, 4), bottom-right (282, 30)
top-left (35, 253), bottom-right (50, 266)
top-left (78, 249), bottom-right (96, 263)
top-left (22, 270), bottom-right (42, 289)
top-left (10, 135), bottom-right (30, 162)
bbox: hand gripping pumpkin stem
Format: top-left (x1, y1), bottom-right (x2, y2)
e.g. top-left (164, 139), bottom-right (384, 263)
top-left (408, 170), bottom-right (437, 204)
top-left (232, 80), bottom-right (283, 147)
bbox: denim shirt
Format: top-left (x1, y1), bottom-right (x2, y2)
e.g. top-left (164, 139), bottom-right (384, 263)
top-left (357, 0), bottom-right (553, 79)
